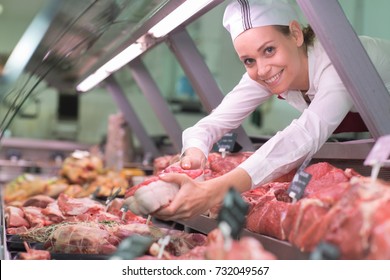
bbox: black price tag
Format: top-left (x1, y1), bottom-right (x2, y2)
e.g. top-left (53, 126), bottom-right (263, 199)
top-left (212, 132), bottom-right (237, 153)
top-left (109, 235), bottom-right (153, 260)
top-left (287, 171), bottom-right (312, 201)
top-left (310, 241), bottom-right (340, 260)
top-left (217, 187), bottom-right (249, 239)
top-left (287, 157), bottom-right (312, 202)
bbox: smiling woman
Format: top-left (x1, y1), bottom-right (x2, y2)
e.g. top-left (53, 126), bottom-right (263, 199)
top-left (232, 23), bottom-right (309, 95)
top-left (151, 0), bottom-right (390, 222)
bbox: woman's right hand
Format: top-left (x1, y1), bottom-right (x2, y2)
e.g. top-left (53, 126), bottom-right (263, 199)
top-left (179, 147), bottom-right (207, 170)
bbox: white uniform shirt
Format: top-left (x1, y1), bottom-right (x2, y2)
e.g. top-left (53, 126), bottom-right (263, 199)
top-left (182, 36), bottom-right (390, 187)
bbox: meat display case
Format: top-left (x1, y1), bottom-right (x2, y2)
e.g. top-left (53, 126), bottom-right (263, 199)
top-left (0, 197), bottom-right (309, 260)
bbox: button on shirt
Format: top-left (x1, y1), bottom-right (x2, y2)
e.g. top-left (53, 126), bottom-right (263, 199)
top-left (182, 36), bottom-right (390, 188)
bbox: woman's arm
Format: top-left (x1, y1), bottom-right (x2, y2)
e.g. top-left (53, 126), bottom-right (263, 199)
top-left (181, 73), bottom-right (272, 158)
top-left (153, 167), bottom-right (252, 221)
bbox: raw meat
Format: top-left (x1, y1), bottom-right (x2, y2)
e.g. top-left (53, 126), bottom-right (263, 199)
top-left (44, 223), bottom-right (119, 254)
top-left (245, 182), bottom-right (291, 240)
top-left (205, 152), bottom-right (252, 179)
top-left (138, 228), bottom-right (276, 260)
top-left (302, 176), bottom-right (390, 259)
top-left (5, 206), bottom-right (30, 228)
top-left (22, 195), bottom-right (55, 208)
top-left (57, 193), bottom-right (105, 216)
top-left (122, 166), bottom-right (204, 216)
top-left (245, 163), bottom-right (359, 243)
top-left (204, 228), bottom-right (276, 260)
top-left (18, 242), bottom-right (51, 260)
top-left (22, 206), bottom-right (54, 228)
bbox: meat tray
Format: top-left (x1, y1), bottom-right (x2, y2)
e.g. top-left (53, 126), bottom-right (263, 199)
top-left (175, 214), bottom-right (309, 260)
top-left (6, 234), bottom-right (41, 251)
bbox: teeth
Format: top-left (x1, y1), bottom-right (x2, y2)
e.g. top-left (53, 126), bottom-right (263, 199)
top-left (264, 72), bottom-right (281, 84)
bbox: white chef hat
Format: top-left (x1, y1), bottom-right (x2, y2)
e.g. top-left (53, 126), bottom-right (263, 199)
top-left (223, 0), bottom-right (300, 41)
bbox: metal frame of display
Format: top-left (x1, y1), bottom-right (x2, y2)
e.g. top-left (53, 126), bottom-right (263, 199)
top-left (105, 75), bottom-right (161, 157)
top-left (168, 29), bottom-right (255, 151)
top-left (296, 0), bottom-right (390, 139)
top-left (128, 58), bottom-right (184, 153)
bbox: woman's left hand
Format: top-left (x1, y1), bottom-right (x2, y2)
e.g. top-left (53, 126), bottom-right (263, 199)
top-left (152, 172), bottom-right (219, 221)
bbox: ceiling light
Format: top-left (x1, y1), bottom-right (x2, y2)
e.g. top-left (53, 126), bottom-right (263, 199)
top-left (149, 0), bottom-right (215, 38)
top-left (76, 68), bottom-right (110, 92)
top-left (103, 43), bottom-right (143, 72)
top-left (77, 0), bottom-right (218, 92)
top-left (76, 42), bottom-right (143, 92)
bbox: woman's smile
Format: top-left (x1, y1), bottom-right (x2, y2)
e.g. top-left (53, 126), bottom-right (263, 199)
top-left (263, 70), bottom-right (283, 87)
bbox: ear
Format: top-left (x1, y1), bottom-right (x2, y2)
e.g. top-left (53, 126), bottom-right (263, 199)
top-left (289, 20), bottom-right (304, 47)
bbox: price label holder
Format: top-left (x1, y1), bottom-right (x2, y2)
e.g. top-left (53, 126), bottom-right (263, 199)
top-left (212, 132), bottom-right (237, 158)
top-left (105, 187), bottom-right (121, 206)
top-left (287, 156), bottom-right (313, 203)
top-left (217, 187), bottom-right (249, 250)
top-left (90, 186), bottom-right (101, 201)
top-left (156, 222), bottom-right (177, 259)
top-left (364, 135), bottom-right (390, 180)
top-left (109, 235), bottom-right (153, 260)
top-left (309, 241), bottom-right (340, 260)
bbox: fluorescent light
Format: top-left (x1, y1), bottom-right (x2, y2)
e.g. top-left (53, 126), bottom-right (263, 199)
top-left (76, 42), bottom-right (143, 92)
top-left (149, 0), bottom-right (215, 38)
top-left (103, 43), bottom-right (143, 72)
top-left (77, 0), bottom-right (217, 92)
top-left (76, 68), bottom-right (110, 92)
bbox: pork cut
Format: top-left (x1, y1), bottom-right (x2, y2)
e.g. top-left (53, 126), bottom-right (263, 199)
top-left (5, 206), bottom-right (30, 229)
top-left (44, 223), bottom-right (119, 254)
top-left (57, 193), bottom-right (105, 216)
top-left (22, 195), bottom-right (55, 208)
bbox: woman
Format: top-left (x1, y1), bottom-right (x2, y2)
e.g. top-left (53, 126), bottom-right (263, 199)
top-left (154, 0), bottom-right (390, 220)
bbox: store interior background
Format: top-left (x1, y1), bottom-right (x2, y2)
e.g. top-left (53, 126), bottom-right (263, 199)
top-left (0, 0), bottom-right (389, 154)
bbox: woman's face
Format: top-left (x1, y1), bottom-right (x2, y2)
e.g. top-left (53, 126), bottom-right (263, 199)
top-left (233, 22), bottom-right (308, 95)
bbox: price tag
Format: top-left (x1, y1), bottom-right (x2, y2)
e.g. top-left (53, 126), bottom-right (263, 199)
top-left (364, 135), bottom-right (390, 180)
top-left (364, 135), bottom-right (390, 167)
top-left (310, 241), bottom-right (340, 260)
top-left (287, 157), bottom-right (312, 202)
top-left (287, 172), bottom-right (312, 202)
top-left (109, 235), bottom-right (153, 260)
top-left (212, 132), bottom-right (237, 155)
top-left (217, 187), bottom-right (249, 240)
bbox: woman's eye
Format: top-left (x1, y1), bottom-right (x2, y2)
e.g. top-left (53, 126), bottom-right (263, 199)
top-left (243, 58), bottom-right (255, 66)
top-left (264, 46), bottom-right (275, 55)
